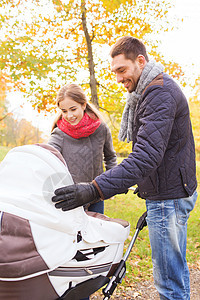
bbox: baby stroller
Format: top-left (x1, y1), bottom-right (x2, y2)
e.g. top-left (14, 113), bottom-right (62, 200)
top-left (0, 144), bottom-right (131, 299)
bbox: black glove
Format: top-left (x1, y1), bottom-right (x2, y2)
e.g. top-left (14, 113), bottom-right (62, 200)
top-left (52, 182), bottom-right (100, 211)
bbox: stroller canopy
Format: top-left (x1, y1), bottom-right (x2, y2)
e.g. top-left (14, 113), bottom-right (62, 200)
top-left (0, 144), bottom-right (129, 284)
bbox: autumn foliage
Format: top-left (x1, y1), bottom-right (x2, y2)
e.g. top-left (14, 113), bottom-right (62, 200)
top-left (0, 0), bottom-right (199, 156)
top-left (189, 76), bottom-right (200, 161)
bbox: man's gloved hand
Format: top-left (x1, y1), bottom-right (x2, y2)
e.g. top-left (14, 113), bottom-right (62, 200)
top-left (52, 182), bottom-right (100, 211)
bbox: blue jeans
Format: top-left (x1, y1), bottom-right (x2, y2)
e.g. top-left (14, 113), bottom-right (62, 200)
top-left (88, 200), bottom-right (104, 214)
top-left (146, 191), bottom-right (197, 300)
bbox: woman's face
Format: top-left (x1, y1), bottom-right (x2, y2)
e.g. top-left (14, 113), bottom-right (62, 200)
top-left (59, 97), bottom-right (86, 125)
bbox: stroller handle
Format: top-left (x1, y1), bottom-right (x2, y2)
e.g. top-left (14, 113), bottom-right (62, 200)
top-left (136, 211), bottom-right (147, 230)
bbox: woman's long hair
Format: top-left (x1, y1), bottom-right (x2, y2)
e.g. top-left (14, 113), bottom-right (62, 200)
top-left (51, 83), bottom-right (103, 132)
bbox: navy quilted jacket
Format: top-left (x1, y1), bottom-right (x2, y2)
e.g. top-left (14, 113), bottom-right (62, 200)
top-left (94, 73), bottom-right (197, 200)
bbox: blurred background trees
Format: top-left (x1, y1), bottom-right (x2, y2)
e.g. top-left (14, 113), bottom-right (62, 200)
top-left (0, 0), bottom-right (199, 157)
top-left (0, 73), bottom-right (44, 146)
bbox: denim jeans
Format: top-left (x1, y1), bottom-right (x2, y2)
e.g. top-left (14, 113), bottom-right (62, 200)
top-left (88, 200), bottom-right (104, 214)
top-left (146, 191), bottom-right (197, 300)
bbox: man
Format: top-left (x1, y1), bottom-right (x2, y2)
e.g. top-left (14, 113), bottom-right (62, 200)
top-left (52, 36), bottom-right (197, 300)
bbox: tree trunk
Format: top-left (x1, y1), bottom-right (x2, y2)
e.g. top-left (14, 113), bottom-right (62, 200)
top-left (81, 0), bottom-right (99, 108)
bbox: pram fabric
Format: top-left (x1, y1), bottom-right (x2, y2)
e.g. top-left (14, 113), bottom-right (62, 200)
top-left (0, 144), bottom-right (129, 299)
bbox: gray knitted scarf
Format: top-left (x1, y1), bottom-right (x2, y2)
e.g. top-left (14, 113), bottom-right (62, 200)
top-left (118, 60), bottom-right (164, 143)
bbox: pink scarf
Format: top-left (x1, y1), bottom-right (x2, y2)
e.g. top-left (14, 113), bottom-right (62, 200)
top-left (57, 113), bottom-right (101, 139)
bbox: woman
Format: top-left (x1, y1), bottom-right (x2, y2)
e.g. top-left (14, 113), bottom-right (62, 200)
top-left (48, 83), bottom-right (117, 214)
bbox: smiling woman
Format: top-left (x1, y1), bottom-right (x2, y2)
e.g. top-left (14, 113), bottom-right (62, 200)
top-left (48, 83), bottom-right (117, 212)
top-left (59, 97), bottom-right (86, 126)
top-left (50, 83), bottom-right (102, 139)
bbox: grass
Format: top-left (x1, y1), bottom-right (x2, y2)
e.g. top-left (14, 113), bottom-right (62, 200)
top-left (187, 160), bottom-right (200, 268)
top-left (0, 147), bottom-right (199, 282)
top-left (105, 193), bottom-right (153, 282)
top-left (0, 146), bottom-right (11, 161)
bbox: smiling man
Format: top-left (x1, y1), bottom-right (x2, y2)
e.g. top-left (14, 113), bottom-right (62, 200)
top-left (52, 36), bottom-right (197, 300)
top-left (110, 39), bottom-right (148, 93)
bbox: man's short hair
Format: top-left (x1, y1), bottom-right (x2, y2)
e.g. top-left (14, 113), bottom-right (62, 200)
top-left (110, 36), bottom-right (149, 62)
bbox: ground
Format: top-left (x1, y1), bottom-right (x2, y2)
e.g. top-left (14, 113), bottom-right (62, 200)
top-left (91, 267), bottom-right (200, 299)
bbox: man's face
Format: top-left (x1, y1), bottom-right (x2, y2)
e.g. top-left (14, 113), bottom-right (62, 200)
top-left (111, 54), bottom-right (145, 93)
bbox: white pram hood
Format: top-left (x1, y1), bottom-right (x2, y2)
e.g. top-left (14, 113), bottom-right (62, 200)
top-left (0, 144), bottom-right (130, 289)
